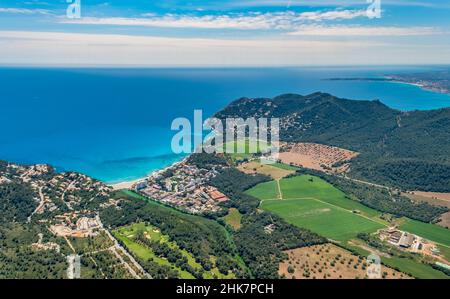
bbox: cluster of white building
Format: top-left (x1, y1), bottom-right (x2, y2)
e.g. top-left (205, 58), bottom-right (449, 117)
top-left (134, 161), bottom-right (229, 214)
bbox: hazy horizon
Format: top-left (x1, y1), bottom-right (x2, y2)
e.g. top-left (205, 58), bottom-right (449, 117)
top-left (1, 0), bottom-right (449, 66)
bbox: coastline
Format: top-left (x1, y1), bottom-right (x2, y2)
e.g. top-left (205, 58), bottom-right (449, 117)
top-left (110, 179), bottom-right (142, 190)
top-left (326, 76), bottom-right (450, 96)
top-left (389, 80), bottom-right (449, 95)
top-left (4, 68), bottom-right (450, 186)
top-left (109, 157), bottom-right (189, 190)
top-left (384, 75), bottom-right (450, 95)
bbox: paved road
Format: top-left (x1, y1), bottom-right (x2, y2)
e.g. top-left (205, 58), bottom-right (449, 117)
top-left (61, 180), bottom-right (77, 210)
top-left (96, 215), bottom-right (151, 279)
top-left (27, 186), bottom-right (45, 223)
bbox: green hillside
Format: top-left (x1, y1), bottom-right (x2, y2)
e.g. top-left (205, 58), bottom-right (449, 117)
top-left (216, 92), bottom-right (450, 192)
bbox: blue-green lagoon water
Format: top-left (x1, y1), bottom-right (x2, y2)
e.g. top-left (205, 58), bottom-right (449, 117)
top-left (1, 66), bottom-right (449, 182)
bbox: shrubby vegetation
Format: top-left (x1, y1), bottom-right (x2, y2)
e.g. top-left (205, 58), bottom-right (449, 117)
top-left (0, 224), bottom-right (67, 279)
top-left (140, 259), bottom-right (181, 279)
top-left (187, 152), bottom-right (229, 169)
top-left (352, 159), bottom-right (450, 192)
top-left (357, 233), bottom-right (384, 250)
top-left (234, 213), bottom-right (326, 278)
top-left (0, 161), bottom-right (7, 172)
top-left (81, 251), bottom-right (133, 279)
top-left (0, 181), bottom-right (37, 223)
top-left (101, 191), bottom-right (247, 277)
top-left (431, 263), bottom-right (450, 277)
top-left (216, 92), bottom-right (450, 191)
top-left (134, 231), bottom-right (205, 278)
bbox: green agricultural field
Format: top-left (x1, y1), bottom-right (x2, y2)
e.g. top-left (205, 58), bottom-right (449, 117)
top-left (250, 174), bottom-right (385, 241)
top-left (246, 180), bottom-right (280, 200)
top-left (262, 198), bottom-right (383, 241)
top-left (223, 208), bottom-right (243, 230)
top-left (248, 173), bottom-right (449, 279)
top-left (248, 174), bottom-right (382, 218)
top-left (280, 175), bottom-right (381, 218)
top-left (400, 219), bottom-right (450, 247)
top-left (381, 256), bottom-right (449, 279)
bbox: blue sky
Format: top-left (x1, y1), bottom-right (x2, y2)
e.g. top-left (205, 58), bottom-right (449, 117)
top-left (0, 0), bottom-right (449, 66)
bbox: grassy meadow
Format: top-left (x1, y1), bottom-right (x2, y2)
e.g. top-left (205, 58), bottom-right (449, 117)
top-left (245, 170), bottom-right (450, 278)
top-left (262, 198), bottom-right (383, 241)
top-left (246, 180), bottom-right (280, 200)
top-left (248, 175), bottom-right (385, 241)
top-left (223, 208), bottom-right (243, 230)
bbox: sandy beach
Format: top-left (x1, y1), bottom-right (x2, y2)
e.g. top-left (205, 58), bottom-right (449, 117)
top-left (109, 157), bottom-right (188, 191)
top-left (110, 179), bottom-right (142, 190)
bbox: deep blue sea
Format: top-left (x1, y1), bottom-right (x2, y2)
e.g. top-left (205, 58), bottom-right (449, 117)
top-left (1, 66), bottom-right (450, 183)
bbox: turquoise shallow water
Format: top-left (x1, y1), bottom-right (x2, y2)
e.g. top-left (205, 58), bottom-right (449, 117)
top-left (1, 66), bottom-right (450, 183)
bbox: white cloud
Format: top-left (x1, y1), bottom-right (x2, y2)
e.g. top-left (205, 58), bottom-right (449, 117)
top-left (0, 30), bottom-right (388, 66)
top-left (59, 11), bottom-right (442, 38)
top-left (287, 25), bottom-right (442, 36)
top-left (0, 7), bottom-right (51, 14)
top-left (180, 0), bottom-right (450, 9)
top-left (0, 30), bottom-right (448, 66)
top-left (297, 9), bottom-right (366, 21)
top-left (60, 9), bottom-right (367, 30)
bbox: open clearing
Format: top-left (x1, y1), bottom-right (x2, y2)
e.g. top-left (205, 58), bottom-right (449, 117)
top-left (271, 162), bottom-right (300, 171)
top-left (223, 208), bottom-right (242, 230)
top-left (246, 180), bottom-right (280, 201)
top-left (224, 139), bottom-right (270, 162)
top-left (280, 244), bottom-right (408, 279)
top-left (407, 191), bottom-right (450, 202)
top-left (404, 191), bottom-right (450, 228)
top-left (249, 175), bottom-right (384, 241)
top-left (238, 161), bottom-right (294, 180)
top-left (262, 198), bottom-right (383, 241)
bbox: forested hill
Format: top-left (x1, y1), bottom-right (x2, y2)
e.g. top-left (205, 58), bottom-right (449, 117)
top-left (215, 92), bottom-right (450, 192)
